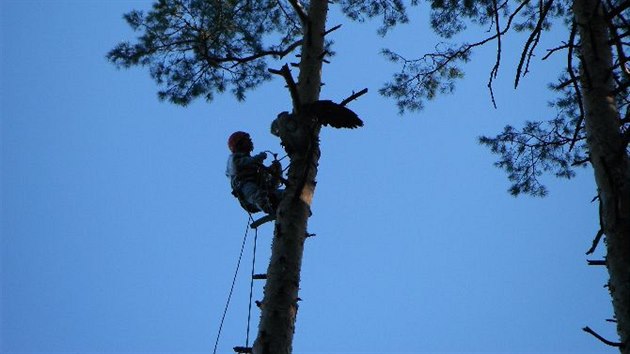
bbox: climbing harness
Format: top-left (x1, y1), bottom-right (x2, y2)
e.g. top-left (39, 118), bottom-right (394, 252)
top-left (230, 151), bottom-right (286, 214)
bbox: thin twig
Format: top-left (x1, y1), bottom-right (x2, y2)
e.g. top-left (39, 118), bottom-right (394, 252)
top-left (543, 44), bottom-right (571, 60)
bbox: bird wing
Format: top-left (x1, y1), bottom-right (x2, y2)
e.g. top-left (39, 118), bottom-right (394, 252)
top-left (307, 100), bottom-right (363, 129)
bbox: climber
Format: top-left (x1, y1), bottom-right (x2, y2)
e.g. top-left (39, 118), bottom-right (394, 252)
top-left (226, 131), bottom-right (284, 215)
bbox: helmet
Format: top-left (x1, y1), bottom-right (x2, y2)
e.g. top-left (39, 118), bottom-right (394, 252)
top-left (228, 131), bottom-right (250, 152)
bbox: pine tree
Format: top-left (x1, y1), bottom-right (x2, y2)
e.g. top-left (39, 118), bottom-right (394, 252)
top-left (380, 0), bottom-right (630, 350)
top-left (107, 1), bottom-right (403, 353)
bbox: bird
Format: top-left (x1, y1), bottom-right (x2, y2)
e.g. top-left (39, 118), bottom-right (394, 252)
top-left (270, 100), bottom-right (363, 155)
top-left (304, 100), bottom-right (363, 129)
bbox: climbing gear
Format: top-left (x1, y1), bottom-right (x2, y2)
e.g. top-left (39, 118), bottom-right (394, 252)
top-left (230, 154), bottom-right (284, 214)
top-left (213, 212), bottom-right (273, 354)
top-left (228, 131), bottom-right (251, 153)
top-left (213, 214), bottom-right (254, 354)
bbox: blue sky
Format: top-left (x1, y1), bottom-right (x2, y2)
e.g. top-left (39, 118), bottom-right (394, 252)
top-left (1, 1), bottom-right (617, 353)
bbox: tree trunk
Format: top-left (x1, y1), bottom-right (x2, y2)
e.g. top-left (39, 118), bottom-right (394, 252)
top-left (252, 1), bottom-right (328, 353)
top-left (574, 0), bottom-right (630, 350)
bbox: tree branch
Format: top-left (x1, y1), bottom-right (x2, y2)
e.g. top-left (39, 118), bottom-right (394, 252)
top-left (603, 0), bottom-right (630, 82)
top-left (587, 259), bottom-right (607, 265)
top-left (324, 24), bottom-right (342, 36)
top-left (488, 0), bottom-right (503, 108)
top-left (543, 44), bottom-right (571, 60)
top-left (287, 0), bottom-right (308, 24)
top-left (202, 39), bottom-right (303, 68)
top-left (269, 64), bottom-right (301, 110)
top-left (582, 326), bottom-right (624, 347)
top-left (605, 0), bottom-right (630, 20)
top-left (515, 0), bottom-right (554, 88)
top-left (567, 22), bottom-right (587, 152)
top-left (340, 88), bottom-right (368, 106)
top-left (586, 229), bottom-right (605, 254)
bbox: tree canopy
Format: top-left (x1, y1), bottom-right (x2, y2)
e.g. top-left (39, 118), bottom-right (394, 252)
top-left (380, 0), bottom-right (629, 196)
top-left (107, 0), bottom-right (412, 105)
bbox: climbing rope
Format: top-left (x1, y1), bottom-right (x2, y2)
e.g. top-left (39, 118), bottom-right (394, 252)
top-left (212, 214), bottom-right (254, 354)
top-left (245, 225), bottom-right (259, 347)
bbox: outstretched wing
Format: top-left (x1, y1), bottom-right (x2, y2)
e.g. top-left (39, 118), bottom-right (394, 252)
top-left (306, 100), bottom-right (363, 129)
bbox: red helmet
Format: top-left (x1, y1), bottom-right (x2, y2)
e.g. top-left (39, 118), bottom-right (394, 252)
top-left (228, 131), bottom-right (250, 153)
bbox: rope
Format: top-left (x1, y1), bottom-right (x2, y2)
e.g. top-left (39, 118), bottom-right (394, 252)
top-left (212, 214), bottom-right (254, 354)
top-left (245, 225), bottom-right (259, 347)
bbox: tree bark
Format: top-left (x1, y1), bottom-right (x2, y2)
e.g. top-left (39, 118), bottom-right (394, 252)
top-left (252, 1), bottom-right (328, 353)
top-left (574, 0), bottom-right (630, 350)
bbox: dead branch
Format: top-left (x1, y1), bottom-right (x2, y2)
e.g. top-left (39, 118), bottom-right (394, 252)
top-left (582, 326), bottom-right (624, 347)
top-left (324, 24), bottom-right (342, 36)
top-left (340, 88), bottom-right (369, 106)
top-left (586, 229), bottom-right (605, 254)
top-left (269, 64), bottom-right (301, 110)
top-left (587, 259), bottom-right (607, 265)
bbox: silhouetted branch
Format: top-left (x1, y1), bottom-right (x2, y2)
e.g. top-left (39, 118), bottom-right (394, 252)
top-left (567, 22), bottom-right (586, 152)
top-left (543, 44), bottom-right (571, 60)
top-left (340, 88), bottom-right (369, 106)
top-left (572, 157), bottom-right (590, 166)
top-left (224, 40), bottom-right (303, 68)
top-left (324, 24), bottom-right (342, 36)
top-left (587, 259), bottom-right (607, 265)
top-left (605, 0), bottom-right (630, 20)
top-left (488, 0), bottom-right (503, 108)
top-left (603, 0), bottom-right (630, 81)
top-left (586, 229), bottom-right (605, 255)
top-left (515, 0), bottom-right (554, 88)
top-left (582, 326), bottom-right (624, 347)
top-left (554, 76), bottom-right (579, 90)
top-left (269, 64), bottom-right (301, 110)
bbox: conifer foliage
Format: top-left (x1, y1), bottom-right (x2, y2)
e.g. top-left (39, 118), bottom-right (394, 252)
top-left (107, 0), bottom-right (302, 105)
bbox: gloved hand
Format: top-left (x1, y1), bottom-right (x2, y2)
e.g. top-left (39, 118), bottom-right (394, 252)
top-left (254, 152), bottom-right (267, 161)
